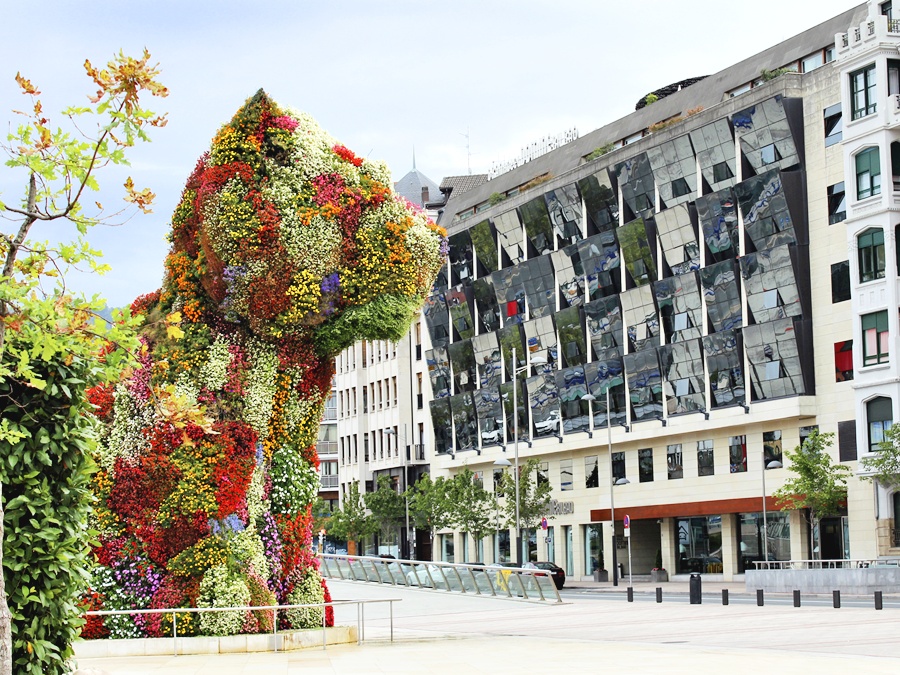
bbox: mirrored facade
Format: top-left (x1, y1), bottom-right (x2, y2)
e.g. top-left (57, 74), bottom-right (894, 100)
top-left (470, 219), bottom-right (499, 275)
top-left (740, 245), bottom-right (802, 324)
top-left (735, 170), bottom-right (797, 251)
top-left (659, 340), bottom-right (706, 415)
top-left (450, 392), bottom-right (478, 452)
top-left (578, 169), bottom-right (618, 233)
top-left (526, 373), bottom-right (560, 438)
top-left (494, 209), bottom-right (525, 266)
top-left (689, 119), bottom-right (737, 193)
top-left (702, 331), bottom-right (745, 408)
top-left (743, 317), bottom-right (806, 399)
top-left (696, 188), bottom-right (739, 263)
top-left (655, 272), bottom-right (703, 343)
top-left (621, 285), bottom-right (660, 352)
top-left (617, 217), bottom-right (657, 286)
top-left (624, 349), bottom-right (663, 422)
top-left (732, 95), bottom-right (800, 174)
top-left (544, 183), bottom-right (583, 246)
top-left (647, 135), bottom-right (697, 208)
top-left (519, 195), bottom-right (554, 256)
top-left (615, 153), bottom-right (655, 217)
top-left (700, 261), bottom-right (743, 333)
top-left (447, 339), bottom-right (477, 394)
top-left (655, 204), bottom-right (700, 275)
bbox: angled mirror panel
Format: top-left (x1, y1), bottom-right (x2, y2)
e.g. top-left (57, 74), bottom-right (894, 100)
top-left (473, 276), bottom-right (501, 333)
top-left (520, 256), bottom-right (556, 318)
top-left (624, 349), bottom-right (663, 422)
top-left (743, 317), bottom-right (806, 400)
top-left (735, 170), bottom-right (796, 251)
top-left (584, 353), bottom-right (627, 427)
top-left (740, 245), bottom-right (802, 324)
top-left (447, 282), bottom-right (476, 341)
top-left (430, 399), bottom-right (454, 455)
top-left (519, 195), bottom-right (554, 256)
top-left (655, 203), bottom-right (700, 275)
top-left (702, 330), bottom-right (745, 408)
top-left (450, 392), bottom-right (478, 452)
top-left (469, 219), bottom-right (499, 275)
top-left (555, 366), bottom-right (589, 435)
top-left (449, 229), bottom-right (474, 286)
top-left (578, 169), bottom-right (619, 233)
top-left (472, 332), bottom-right (502, 388)
top-left (647, 134), bottom-right (697, 208)
top-left (696, 187), bottom-right (739, 264)
top-left (426, 346), bottom-right (452, 399)
top-left (494, 209), bottom-right (525, 267)
top-left (448, 339), bottom-right (477, 394)
top-left (475, 386), bottom-right (504, 448)
top-left (654, 271), bottom-right (703, 343)
top-left (556, 305), bottom-right (587, 367)
top-left (699, 260), bottom-right (742, 333)
top-left (689, 118), bottom-right (736, 192)
top-left (526, 373), bottom-right (560, 438)
top-left (617, 217), bottom-right (657, 286)
top-left (423, 292), bottom-right (450, 347)
top-left (491, 266), bottom-right (526, 325)
top-left (579, 231), bottom-right (621, 299)
top-left (499, 380), bottom-right (530, 444)
top-left (659, 339), bottom-right (706, 415)
top-left (498, 323), bottom-right (526, 382)
top-left (621, 285), bottom-right (660, 352)
top-left (545, 183), bottom-right (584, 247)
top-left (552, 245), bottom-right (586, 308)
top-left (523, 314), bottom-right (558, 370)
top-left (615, 153), bottom-right (655, 217)
top-left (585, 295), bottom-right (624, 359)
top-left (732, 95), bottom-right (799, 173)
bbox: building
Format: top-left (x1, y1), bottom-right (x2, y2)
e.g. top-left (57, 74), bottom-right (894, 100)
top-left (420, 1), bottom-right (900, 581)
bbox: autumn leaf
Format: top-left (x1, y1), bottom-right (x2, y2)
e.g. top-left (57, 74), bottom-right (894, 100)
top-left (15, 72), bottom-right (40, 95)
top-left (123, 176), bottom-right (156, 213)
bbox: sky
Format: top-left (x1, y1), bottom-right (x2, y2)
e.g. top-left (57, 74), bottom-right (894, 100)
top-left (0, 0), bottom-right (860, 308)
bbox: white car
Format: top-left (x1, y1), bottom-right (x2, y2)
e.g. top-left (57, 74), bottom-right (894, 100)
top-left (535, 410), bottom-right (560, 434)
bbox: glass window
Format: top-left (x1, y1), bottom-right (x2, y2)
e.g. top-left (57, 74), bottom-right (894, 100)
top-left (858, 228), bottom-right (886, 282)
top-left (729, 435), bottom-right (747, 473)
top-left (851, 64), bottom-right (877, 120)
top-left (584, 524), bottom-right (603, 574)
top-left (698, 440), bottom-right (714, 476)
top-left (537, 461), bottom-right (549, 488)
top-left (738, 512), bottom-right (790, 571)
top-left (560, 459), bottom-right (573, 491)
top-left (495, 530), bottom-right (511, 564)
top-left (676, 516), bottom-right (723, 574)
top-left (442, 534), bottom-right (455, 563)
top-left (667, 444), bottom-right (683, 479)
top-left (856, 147), bottom-right (881, 199)
top-left (862, 310), bottom-right (889, 366)
top-left (834, 340), bottom-right (854, 382)
top-left (831, 261), bottom-right (851, 303)
top-left (868, 396), bottom-right (893, 452)
top-left (493, 468), bottom-right (505, 496)
top-left (828, 182), bottom-right (846, 224)
top-left (802, 51), bottom-right (825, 73)
top-left (824, 104), bottom-right (842, 148)
top-left (763, 430), bottom-right (783, 468)
top-left (639, 448), bottom-right (654, 483)
top-left (585, 455), bottom-right (599, 488)
top-left (712, 161), bottom-right (733, 183)
top-left (612, 452), bottom-right (626, 483)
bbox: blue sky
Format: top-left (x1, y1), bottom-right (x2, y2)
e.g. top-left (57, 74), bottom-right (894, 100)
top-left (1, 0), bottom-right (857, 307)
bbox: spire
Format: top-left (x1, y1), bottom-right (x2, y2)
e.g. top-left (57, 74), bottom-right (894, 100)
top-left (412, 146), bottom-right (416, 171)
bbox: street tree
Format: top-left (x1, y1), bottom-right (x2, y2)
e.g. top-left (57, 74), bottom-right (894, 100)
top-left (773, 429), bottom-right (852, 560)
top-left (328, 481), bottom-right (373, 555)
top-left (407, 473), bottom-right (454, 550)
top-left (365, 475), bottom-right (405, 554)
top-left (449, 467), bottom-right (497, 560)
top-left (0, 52), bottom-right (166, 674)
top-left (499, 457), bottom-right (553, 531)
top-left (862, 423), bottom-right (900, 490)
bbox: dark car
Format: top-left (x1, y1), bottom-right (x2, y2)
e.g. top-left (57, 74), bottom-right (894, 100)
top-left (527, 561), bottom-right (566, 589)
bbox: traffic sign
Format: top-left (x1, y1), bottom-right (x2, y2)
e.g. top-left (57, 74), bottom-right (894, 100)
top-left (623, 514), bottom-right (631, 538)
top-left (540, 517), bottom-right (548, 530)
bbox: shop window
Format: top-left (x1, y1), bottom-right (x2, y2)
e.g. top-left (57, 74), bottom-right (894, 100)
top-left (824, 104), bottom-right (842, 148)
top-left (856, 147), bottom-right (881, 199)
top-left (862, 310), bottom-right (889, 366)
top-left (638, 448), bottom-right (654, 483)
top-left (850, 64), bottom-right (877, 120)
top-left (697, 440), bottom-right (714, 476)
top-left (834, 340), bottom-right (854, 382)
top-left (676, 516), bottom-right (723, 574)
top-left (868, 396), bottom-right (893, 452)
top-left (827, 182), bottom-right (846, 224)
top-left (667, 444), bottom-right (683, 479)
top-left (729, 435), bottom-right (747, 473)
top-left (858, 228), bottom-right (885, 282)
top-left (830, 261), bottom-right (850, 302)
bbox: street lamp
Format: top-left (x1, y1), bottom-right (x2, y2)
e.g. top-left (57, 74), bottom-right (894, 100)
top-left (497, 346), bottom-right (545, 566)
top-left (385, 427), bottom-right (413, 560)
top-left (761, 454), bottom-right (783, 563)
top-left (582, 389), bottom-right (627, 586)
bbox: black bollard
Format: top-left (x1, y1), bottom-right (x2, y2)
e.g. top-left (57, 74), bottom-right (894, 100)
top-left (656, 587), bottom-right (663, 603)
top-left (757, 589), bottom-right (764, 606)
top-left (793, 590), bottom-right (801, 607)
top-left (627, 586), bottom-right (634, 603)
top-left (722, 589), bottom-right (729, 605)
top-left (689, 573), bottom-right (702, 604)
top-left (833, 590), bottom-right (841, 608)
top-left (875, 591), bottom-right (883, 610)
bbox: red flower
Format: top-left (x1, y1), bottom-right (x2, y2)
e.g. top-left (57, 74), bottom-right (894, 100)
top-left (332, 144), bottom-right (363, 167)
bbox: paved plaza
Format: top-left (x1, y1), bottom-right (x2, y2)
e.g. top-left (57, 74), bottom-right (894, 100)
top-left (74, 579), bottom-right (900, 674)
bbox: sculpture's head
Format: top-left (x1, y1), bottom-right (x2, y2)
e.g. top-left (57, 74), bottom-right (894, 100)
top-left (162, 89), bottom-right (446, 355)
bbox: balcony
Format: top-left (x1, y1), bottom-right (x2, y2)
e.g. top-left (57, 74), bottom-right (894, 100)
top-left (321, 408), bottom-right (337, 421)
top-left (414, 444), bottom-right (426, 461)
top-left (316, 441), bottom-right (338, 456)
top-left (319, 474), bottom-right (338, 489)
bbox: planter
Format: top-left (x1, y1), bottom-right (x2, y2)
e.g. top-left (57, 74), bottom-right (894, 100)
top-left (650, 570), bottom-right (669, 583)
top-left (593, 569), bottom-right (609, 582)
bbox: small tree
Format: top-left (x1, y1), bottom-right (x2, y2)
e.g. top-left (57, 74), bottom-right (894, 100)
top-left (450, 467), bottom-right (497, 561)
top-left (365, 475), bottom-right (405, 554)
top-left (328, 481), bottom-right (373, 556)
top-left (862, 423), bottom-right (900, 490)
top-left (499, 457), bottom-right (553, 533)
top-left (773, 429), bottom-right (851, 560)
top-left (407, 473), bottom-right (454, 556)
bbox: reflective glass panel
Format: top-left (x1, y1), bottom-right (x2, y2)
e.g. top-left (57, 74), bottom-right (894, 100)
top-left (556, 305), bottom-right (587, 367)
top-left (689, 119), bottom-right (736, 192)
top-left (447, 339), bottom-right (477, 394)
top-left (621, 285), bottom-right (660, 352)
top-left (556, 366), bottom-right (589, 435)
top-left (425, 347), bottom-right (452, 399)
top-left (544, 183), bottom-right (584, 247)
top-left (624, 349), bottom-right (663, 422)
top-left (446, 283), bottom-right (476, 341)
top-left (743, 317), bottom-right (806, 400)
top-left (527, 373), bottom-right (561, 438)
top-left (696, 188), bottom-right (739, 264)
top-left (655, 204), bottom-right (700, 275)
top-left (735, 170), bottom-right (796, 251)
top-left (700, 260), bottom-right (743, 333)
top-left (615, 153), bottom-right (656, 218)
top-left (472, 332), bottom-right (502, 388)
top-left (647, 134), bottom-right (697, 208)
top-left (523, 315), bottom-right (559, 370)
top-left (430, 399), bottom-right (453, 454)
top-left (494, 209), bottom-right (525, 266)
top-left (740, 245), bottom-right (802, 324)
top-left (473, 276), bottom-right (501, 333)
top-left (579, 231), bottom-right (621, 299)
top-left (469, 219), bottom-right (499, 275)
top-left (584, 354), bottom-right (627, 427)
top-left (585, 295), bottom-right (624, 359)
top-left (474, 386), bottom-right (504, 448)
top-left (519, 196), bottom-right (554, 256)
top-left (423, 292), bottom-right (450, 347)
top-left (654, 272), bottom-right (702, 343)
top-left (450, 392), bottom-right (477, 452)
top-left (449, 229), bottom-right (474, 286)
top-left (578, 169), bottom-right (619, 232)
top-left (702, 330), bottom-right (745, 408)
top-left (732, 95), bottom-right (800, 172)
top-left (659, 339), bottom-right (706, 415)
top-left (617, 217), bottom-right (657, 286)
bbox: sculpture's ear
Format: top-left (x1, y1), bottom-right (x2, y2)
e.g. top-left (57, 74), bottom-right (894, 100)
top-left (314, 294), bottom-right (421, 357)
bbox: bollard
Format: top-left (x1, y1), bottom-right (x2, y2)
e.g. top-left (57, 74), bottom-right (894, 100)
top-left (833, 590), bottom-right (841, 609)
top-left (627, 586), bottom-right (634, 602)
top-left (756, 589), bottom-right (764, 606)
top-left (875, 591), bottom-right (883, 610)
top-left (689, 573), bottom-right (702, 604)
top-left (656, 587), bottom-right (663, 603)
top-left (722, 589), bottom-right (729, 605)
top-left (793, 590), bottom-right (801, 607)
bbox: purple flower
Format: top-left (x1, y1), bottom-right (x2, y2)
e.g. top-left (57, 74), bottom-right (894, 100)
top-left (320, 273), bottom-right (340, 295)
top-left (439, 236), bottom-right (450, 257)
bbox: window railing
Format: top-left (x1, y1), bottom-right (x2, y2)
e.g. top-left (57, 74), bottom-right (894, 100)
top-left (317, 441), bottom-right (338, 455)
top-left (892, 529), bottom-right (900, 547)
top-left (415, 444), bottom-right (426, 460)
top-left (890, 19), bottom-right (900, 33)
top-left (321, 408), bottom-right (337, 421)
top-left (319, 474), bottom-right (339, 489)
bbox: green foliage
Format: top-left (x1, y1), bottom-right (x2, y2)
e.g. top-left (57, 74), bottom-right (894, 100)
top-left (328, 481), bottom-right (374, 546)
top-left (760, 67), bottom-right (791, 82)
top-left (196, 566), bottom-right (250, 636)
top-left (499, 458), bottom-right (553, 530)
top-left (407, 473), bottom-right (454, 536)
top-left (585, 143), bottom-right (615, 161)
top-left (488, 192), bottom-right (506, 206)
top-left (774, 429), bottom-right (851, 552)
top-left (313, 294), bottom-right (421, 356)
top-left (863, 423), bottom-right (900, 489)
top-left (364, 476), bottom-right (405, 547)
top-left (269, 446), bottom-right (319, 515)
top-left (449, 468), bottom-right (497, 545)
top-left (644, 93), bottom-right (659, 105)
top-left (285, 570), bottom-right (325, 629)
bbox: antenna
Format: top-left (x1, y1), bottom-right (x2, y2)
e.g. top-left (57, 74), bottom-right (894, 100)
top-left (459, 127), bottom-right (471, 175)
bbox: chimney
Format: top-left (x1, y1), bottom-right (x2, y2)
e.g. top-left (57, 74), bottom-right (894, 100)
top-left (421, 186), bottom-right (430, 205)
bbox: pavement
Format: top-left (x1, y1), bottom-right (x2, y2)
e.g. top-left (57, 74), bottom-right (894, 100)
top-left (73, 578), bottom-right (900, 674)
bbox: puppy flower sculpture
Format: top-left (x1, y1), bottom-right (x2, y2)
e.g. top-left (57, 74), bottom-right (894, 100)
top-left (85, 90), bottom-right (446, 638)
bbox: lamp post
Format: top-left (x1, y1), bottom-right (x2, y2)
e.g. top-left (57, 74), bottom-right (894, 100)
top-left (761, 453), bottom-right (783, 563)
top-left (385, 427), bottom-right (412, 560)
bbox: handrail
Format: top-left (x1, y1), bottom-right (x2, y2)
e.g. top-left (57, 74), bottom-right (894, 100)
top-left (753, 558), bottom-right (900, 570)
top-left (319, 553), bottom-right (563, 603)
top-left (84, 597), bottom-right (400, 654)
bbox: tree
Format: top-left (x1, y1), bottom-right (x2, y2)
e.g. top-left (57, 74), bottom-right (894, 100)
top-left (449, 467), bottom-right (497, 560)
top-left (862, 423), bottom-right (900, 490)
top-left (407, 473), bottom-right (455, 552)
top-left (0, 53), bottom-right (166, 674)
top-left (311, 497), bottom-right (333, 545)
top-left (365, 475), bottom-right (405, 554)
top-left (328, 482), bottom-right (373, 556)
top-left (499, 458), bottom-right (553, 531)
top-left (773, 429), bottom-right (852, 560)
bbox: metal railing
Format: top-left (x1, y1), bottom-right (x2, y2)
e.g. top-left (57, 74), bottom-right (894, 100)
top-left (319, 554), bottom-right (562, 603)
top-left (319, 474), bottom-right (338, 489)
top-left (753, 558), bottom-right (900, 570)
top-left (84, 597), bottom-right (399, 654)
top-left (892, 528), bottom-right (900, 548)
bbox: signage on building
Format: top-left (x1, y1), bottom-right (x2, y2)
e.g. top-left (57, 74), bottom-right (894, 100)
top-left (624, 514), bottom-right (631, 538)
top-left (548, 499), bottom-right (575, 516)
top-left (540, 517), bottom-right (548, 530)
top-left (488, 128), bottom-right (579, 179)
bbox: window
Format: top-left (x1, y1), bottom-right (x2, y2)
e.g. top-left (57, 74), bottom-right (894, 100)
top-left (638, 448), bottom-right (654, 483)
top-left (763, 430), bottom-right (783, 468)
top-left (697, 440), bottom-right (714, 476)
top-left (827, 182), bottom-right (846, 224)
top-left (667, 444), bottom-right (683, 479)
top-left (671, 177), bottom-right (692, 198)
top-left (759, 143), bottom-right (780, 166)
top-left (868, 396), bottom-right (893, 452)
top-left (856, 148), bottom-right (881, 199)
top-left (862, 310), bottom-right (889, 365)
top-left (851, 64), bottom-right (877, 119)
top-left (612, 452), bottom-right (626, 483)
top-left (831, 261), bottom-right (851, 303)
top-left (560, 459), bottom-right (573, 491)
top-left (858, 228), bottom-right (886, 282)
top-left (834, 340), bottom-right (854, 381)
top-left (712, 161), bottom-right (734, 183)
top-left (585, 455), bottom-right (599, 488)
top-left (883, 1), bottom-right (893, 20)
top-left (729, 435), bottom-right (747, 473)
top-left (824, 104), bottom-right (842, 148)
top-left (802, 51), bottom-right (825, 73)
top-left (493, 468), bottom-right (505, 496)
top-left (537, 462), bottom-right (549, 488)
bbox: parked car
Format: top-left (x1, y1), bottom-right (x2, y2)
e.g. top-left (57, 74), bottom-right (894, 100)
top-left (527, 561), bottom-right (566, 590)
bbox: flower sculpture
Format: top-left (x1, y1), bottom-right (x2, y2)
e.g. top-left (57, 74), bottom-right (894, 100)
top-left (84, 90), bottom-right (446, 638)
